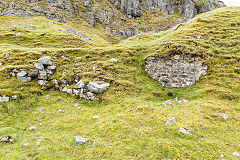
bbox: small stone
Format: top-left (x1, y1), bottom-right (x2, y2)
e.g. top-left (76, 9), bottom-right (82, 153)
top-left (61, 87), bottom-right (68, 92)
top-left (233, 152), bottom-right (240, 158)
top-left (5, 54), bottom-right (9, 58)
top-left (75, 81), bottom-right (85, 89)
top-left (39, 123), bottom-right (42, 126)
top-left (28, 69), bottom-right (38, 76)
top-left (39, 70), bottom-right (47, 77)
top-left (0, 62), bottom-right (3, 65)
top-left (2, 95), bottom-right (10, 102)
top-left (87, 92), bottom-right (94, 98)
top-left (17, 70), bottom-right (27, 77)
top-left (73, 136), bottom-right (88, 145)
top-left (38, 80), bottom-right (48, 86)
top-left (38, 108), bottom-right (43, 112)
top-left (29, 126), bottom-right (37, 131)
top-left (73, 89), bottom-right (80, 96)
top-left (218, 113), bottom-right (228, 120)
top-left (16, 32), bottom-right (22, 36)
top-left (23, 143), bottom-right (29, 146)
top-left (92, 65), bottom-right (97, 71)
top-left (0, 136), bottom-right (14, 143)
top-left (47, 65), bottom-right (56, 70)
top-left (51, 79), bottom-right (58, 85)
top-left (111, 58), bottom-right (117, 63)
top-left (38, 57), bottom-right (52, 66)
top-left (66, 88), bottom-right (73, 95)
top-left (87, 81), bottom-right (110, 94)
top-left (92, 115), bottom-right (99, 119)
top-left (165, 117), bottom-right (176, 125)
top-left (178, 128), bottom-right (192, 135)
top-left (36, 142), bottom-right (40, 145)
top-left (75, 103), bottom-right (79, 107)
top-left (17, 76), bottom-right (32, 83)
top-left (12, 95), bottom-right (17, 100)
top-left (37, 118), bottom-right (42, 121)
top-left (34, 63), bottom-right (44, 70)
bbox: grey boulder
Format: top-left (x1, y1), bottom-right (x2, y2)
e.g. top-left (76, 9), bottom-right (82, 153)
top-left (38, 57), bottom-right (52, 66)
top-left (34, 63), bottom-right (44, 70)
top-left (87, 81), bottom-right (110, 94)
top-left (75, 81), bottom-right (85, 89)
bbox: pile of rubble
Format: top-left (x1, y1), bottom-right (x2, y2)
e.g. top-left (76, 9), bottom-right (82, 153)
top-left (8, 57), bottom-right (110, 102)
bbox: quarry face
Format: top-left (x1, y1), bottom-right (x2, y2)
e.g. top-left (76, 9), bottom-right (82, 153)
top-left (145, 55), bottom-right (208, 88)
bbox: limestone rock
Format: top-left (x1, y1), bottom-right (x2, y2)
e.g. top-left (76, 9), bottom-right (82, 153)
top-left (73, 136), bottom-right (88, 145)
top-left (34, 63), bottom-right (44, 70)
top-left (233, 152), bottom-right (240, 158)
top-left (87, 81), bottom-right (110, 94)
top-left (111, 58), bottom-right (118, 63)
top-left (17, 70), bottom-right (27, 77)
top-left (178, 128), bottom-right (192, 135)
top-left (12, 95), bottom-right (17, 100)
top-left (38, 57), bottom-right (52, 66)
top-left (165, 117), bottom-right (176, 125)
top-left (38, 80), bottom-right (48, 86)
top-left (17, 76), bottom-right (32, 83)
top-left (218, 113), bottom-right (228, 120)
top-left (0, 95), bottom-right (10, 103)
top-left (75, 81), bottom-right (85, 89)
top-left (0, 136), bottom-right (14, 143)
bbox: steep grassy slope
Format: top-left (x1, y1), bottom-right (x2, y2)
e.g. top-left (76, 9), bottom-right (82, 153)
top-left (0, 7), bottom-right (239, 159)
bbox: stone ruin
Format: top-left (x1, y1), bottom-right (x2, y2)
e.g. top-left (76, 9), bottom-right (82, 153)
top-left (1, 57), bottom-right (110, 103)
top-left (145, 55), bottom-right (208, 88)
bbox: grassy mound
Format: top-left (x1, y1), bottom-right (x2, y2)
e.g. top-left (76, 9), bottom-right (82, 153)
top-left (0, 7), bottom-right (239, 159)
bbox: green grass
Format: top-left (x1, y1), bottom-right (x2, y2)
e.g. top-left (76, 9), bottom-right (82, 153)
top-left (0, 7), bottom-right (240, 159)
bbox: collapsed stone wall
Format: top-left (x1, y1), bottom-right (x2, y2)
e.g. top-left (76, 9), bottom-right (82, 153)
top-left (145, 55), bottom-right (208, 88)
top-left (4, 57), bottom-right (111, 103)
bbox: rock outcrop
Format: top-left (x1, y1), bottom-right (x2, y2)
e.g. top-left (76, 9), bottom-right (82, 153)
top-left (0, 0), bottom-right (226, 38)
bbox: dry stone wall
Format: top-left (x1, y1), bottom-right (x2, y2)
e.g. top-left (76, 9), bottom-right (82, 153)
top-left (145, 55), bottom-right (208, 88)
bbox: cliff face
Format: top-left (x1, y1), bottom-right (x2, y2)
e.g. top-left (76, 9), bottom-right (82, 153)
top-left (0, 0), bottom-right (225, 38)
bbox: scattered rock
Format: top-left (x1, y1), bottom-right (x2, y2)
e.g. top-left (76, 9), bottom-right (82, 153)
top-left (178, 128), bottom-right (192, 135)
top-left (111, 58), bottom-right (117, 63)
top-left (165, 117), bottom-right (176, 125)
top-left (23, 143), bottom-right (29, 146)
top-left (218, 113), bottom-right (228, 120)
top-left (29, 126), bottom-right (37, 131)
top-left (87, 81), bottom-right (110, 94)
top-left (0, 95), bottom-right (10, 103)
top-left (233, 152), bottom-right (240, 158)
top-left (92, 115), bottom-right (99, 119)
top-left (17, 76), bottom-right (32, 83)
top-left (17, 70), bottom-right (27, 77)
top-left (16, 32), bottom-right (22, 36)
top-left (0, 136), bottom-right (14, 143)
top-left (11, 95), bottom-right (17, 100)
top-left (73, 136), bottom-right (88, 145)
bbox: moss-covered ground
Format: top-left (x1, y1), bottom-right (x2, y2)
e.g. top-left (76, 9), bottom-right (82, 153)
top-left (0, 7), bottom-right (239, 159)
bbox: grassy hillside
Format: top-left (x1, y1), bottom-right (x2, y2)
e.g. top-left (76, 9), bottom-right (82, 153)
top-left (0, 7), bottom-right (239, 159)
